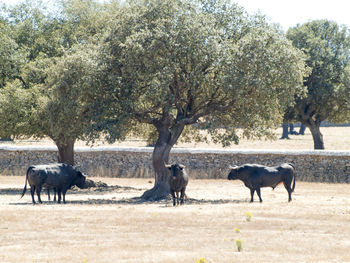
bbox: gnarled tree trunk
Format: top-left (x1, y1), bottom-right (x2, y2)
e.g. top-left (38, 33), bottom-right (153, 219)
top-left (299, 123), bottom-right (306, 135)
top-left (56, 138), bottom-right (75, 165)
top-left (308, 124), bottom-right (324, 149)
top-left (141, 142), bottom-right (171, 200)
top-left (141, 120), bottom-right (185, 201)
top-left (297, 103), bottom-right (325, 149)
top-left (280, 123), bottom-right (289, 139)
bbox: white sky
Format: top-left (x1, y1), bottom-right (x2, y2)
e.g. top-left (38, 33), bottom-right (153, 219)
top-left (1, 0), bottom-right (350, 31)
top-left (233, 0), bottom-right (350, 30)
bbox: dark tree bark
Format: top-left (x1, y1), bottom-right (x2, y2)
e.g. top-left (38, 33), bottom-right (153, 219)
top-left (297, 103), bottom-right (325, 149)
top-left (299, 123), bottom-right (306, 135)
top-left (308, 124), bottom-right (325, 149)
top-left (0, 137), bottom-right (13, 141)
top-left (141, 117), bottom-right (185, 201)
top-left (141, 141), bottom-right (171, 200)
top-left (56, 139), bottom-right (75, 165)
top-left (280, 123), bottom-right (290, 139)
top-left (289, 123), bottom-right (298, 135)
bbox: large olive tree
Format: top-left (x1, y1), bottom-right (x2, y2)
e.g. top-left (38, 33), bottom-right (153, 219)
top-left (96, 0), bottom-right (308, 200)
top-left (287, 20), bottom-right (350, 149)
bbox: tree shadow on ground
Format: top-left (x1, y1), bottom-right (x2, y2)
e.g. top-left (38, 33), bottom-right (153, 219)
top-left (1, 184), bottom-right (142, 196)
top-left (10, 196), bottom-right (246, 206)
top-left (5, 185), bottom-right (246, 206)
top-left (0, 188), bottom-right (23, 195)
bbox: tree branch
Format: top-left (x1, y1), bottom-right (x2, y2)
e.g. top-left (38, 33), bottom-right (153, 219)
top-left (12, 75), bottom-right (28, 89)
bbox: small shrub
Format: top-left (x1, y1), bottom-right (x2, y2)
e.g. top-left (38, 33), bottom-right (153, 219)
top-left (196, 257), bottom-right (207, 263)
top-left (243, 212), bottom-right (252, 222)
top-left (234, 228), bottom-right (240, 233)
top-left (236, 239), bottom-right (243, 252)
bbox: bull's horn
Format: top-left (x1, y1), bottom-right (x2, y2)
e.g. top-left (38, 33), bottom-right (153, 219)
top-left (229, 165), bottom-right (238, 169)
top-left (179, 164), bottom-right (186, 169)
top-left (164, 162), bottom-right (171, 168)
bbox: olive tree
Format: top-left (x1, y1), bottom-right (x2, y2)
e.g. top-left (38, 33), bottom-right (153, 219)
top-left (96, 0), bottom-right (308, 200)
top-left (36, 46), bottom-right (102, 164)
top-left (0, 45), bottom-right (101, 164)
top-left (0, 0), bottom-right (120, 163)
top-left (287, 20), bottom-right (350, 149)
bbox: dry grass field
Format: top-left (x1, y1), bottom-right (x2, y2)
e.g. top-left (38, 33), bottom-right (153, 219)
top-left (1, 176), bottom-right (350, 263)
top-left (9, 126), bottom-right (350, 150)
top-left (1, 126), bottom-right (349, 262)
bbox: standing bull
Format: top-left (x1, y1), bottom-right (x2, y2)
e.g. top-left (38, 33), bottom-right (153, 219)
top-left (227, 163), bottom-right (296, 202)
top-left (21, 163), bottom-right (86, 204)
top-left (166, 163), bottom-right (189, 206)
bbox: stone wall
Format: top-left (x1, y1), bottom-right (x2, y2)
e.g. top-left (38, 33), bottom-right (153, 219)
top-left (0, 145), bottom-right (349, 183)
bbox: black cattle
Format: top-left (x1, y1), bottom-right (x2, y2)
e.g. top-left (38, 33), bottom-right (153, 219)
top-left (21, 163), bottom-right (86, 204)
top-left (166, 163), bottom-right (189, 206)
top-left (228, 163), bottom-right (296, 202)
top-left (45, 186), bottom-right (57, 202)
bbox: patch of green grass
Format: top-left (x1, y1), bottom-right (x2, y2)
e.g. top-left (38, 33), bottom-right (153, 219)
top-left (236, 239), bottom-right (243, 252)
top-left (243, 212), bottom-right (252, 222)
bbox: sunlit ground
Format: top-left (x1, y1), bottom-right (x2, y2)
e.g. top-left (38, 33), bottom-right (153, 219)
top-left (5, 126), bottom-right (350, 150)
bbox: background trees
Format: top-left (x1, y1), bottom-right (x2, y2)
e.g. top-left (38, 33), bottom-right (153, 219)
top-left (287, 20), bottom-right (350, 149)
top-left (96, 0), bottom-right (308, 199)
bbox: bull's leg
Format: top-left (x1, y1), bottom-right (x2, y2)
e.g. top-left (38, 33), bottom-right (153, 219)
top-left (47, 189), bottom-right (51, 201)
top-left (180, 188), bottom-right (186, 205)
top-left (62, 190), bottom-right (67, 204)
top-left (36, 185), bottom-right (43, 204)
top-left (57, 190), bottom-right (62, 204)
top-left (288, 190), bottom-right (292, 202)
top-left (283, 182), bottom-right (292, 202)
top-left (256, 188), bottom-right (263, 202)
top-left (170, 191), bottom-right (176, 206)
top-left (30, 186), bottom-right (36, 204)
top-left (250, 188), bottom-right (255, 202)
top-left (53, 188), bottom-right (57, 202)
top-left (175, 192), bottom-right (180, 205)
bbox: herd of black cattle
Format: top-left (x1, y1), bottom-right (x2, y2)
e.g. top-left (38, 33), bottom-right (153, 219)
top-left (20, 162), bottom-right (296, 205)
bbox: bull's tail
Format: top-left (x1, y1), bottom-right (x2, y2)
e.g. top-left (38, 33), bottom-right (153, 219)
top-left (20, 166), bottom-right (32, 199)
top-left (289, 163), bottom-right (296, 193)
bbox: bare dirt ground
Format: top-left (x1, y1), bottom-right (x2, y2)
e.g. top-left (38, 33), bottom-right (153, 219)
top-left (1, 126), bottom-right (349, 262)
top-left (1, 176), bottom-right (350, 263)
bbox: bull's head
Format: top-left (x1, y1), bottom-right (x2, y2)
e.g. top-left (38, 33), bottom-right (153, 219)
top-left (74, 171), bottom-right (86, 188)
top-left (165, 163), bottom-right (186, 180)
top-left (228, 165), bottom-right (239, 180)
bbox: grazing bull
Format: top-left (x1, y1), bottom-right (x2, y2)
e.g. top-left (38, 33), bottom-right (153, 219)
top-left (166, 163), bottom-right (189, 206)
top-left (21, 163), bottom-right (86, 204)
top-left (227, 163), bottom-right (296, 202)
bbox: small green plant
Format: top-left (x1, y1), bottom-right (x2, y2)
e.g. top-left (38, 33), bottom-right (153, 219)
top-left (234, 228), bottom-right (240, 233)
top-left (243, 212), bottom-right (252, 222)
top-left (196, 257), bottom-right (207, 263)
top-left (236, 239), bottom-right (243, 252)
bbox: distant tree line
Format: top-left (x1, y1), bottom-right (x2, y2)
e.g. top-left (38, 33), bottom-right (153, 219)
top-left (0, 0), bottom-right (349, 199)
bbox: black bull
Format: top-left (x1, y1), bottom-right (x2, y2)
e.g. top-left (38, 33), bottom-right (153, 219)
top-left (228, 163), bottom-right (296, 202)
top-left (21, 163), bottom-right (86, 204)
top-left (166, 163), bottom-right (189, 206)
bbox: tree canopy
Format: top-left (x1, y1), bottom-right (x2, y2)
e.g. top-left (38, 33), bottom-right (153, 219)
top-left (95, 0), bottom-right (308, 199)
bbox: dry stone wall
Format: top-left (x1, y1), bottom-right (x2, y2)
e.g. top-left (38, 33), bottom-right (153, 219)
top-left (0, 145), bottom-right (349, 183)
